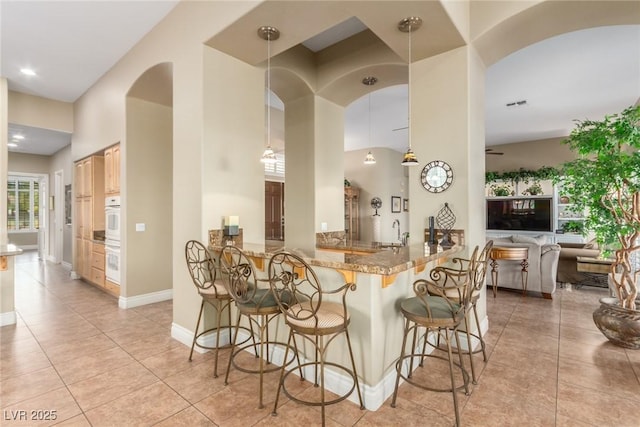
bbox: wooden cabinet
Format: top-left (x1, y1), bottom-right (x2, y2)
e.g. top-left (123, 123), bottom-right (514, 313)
top-left (74, 161), bottom-right (84, 197)
top-left (104, 143), bottom-right (120, 195)
top-left (74, 155), bottom-right (113, 293)
top-left (90, 243), bottom-right (105, 288)
top-left (345, 187), bottom-right (360, 242)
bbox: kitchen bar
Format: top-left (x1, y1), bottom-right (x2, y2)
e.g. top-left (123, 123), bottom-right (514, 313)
top-left (209, 232), bottom-right (464, 410)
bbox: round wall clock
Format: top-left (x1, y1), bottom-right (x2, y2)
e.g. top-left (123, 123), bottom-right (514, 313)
top-left (421, 160), bottom-right (453, 193)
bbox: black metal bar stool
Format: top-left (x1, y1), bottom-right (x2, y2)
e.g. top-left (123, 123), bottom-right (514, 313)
top-left (391, 257), bottom-right (475, 427)
top-left (268, 251), bottom-right (364, 426)
top-left (184, 240), bottom-right (234, 378)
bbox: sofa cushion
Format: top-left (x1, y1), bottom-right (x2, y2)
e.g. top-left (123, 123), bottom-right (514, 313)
top-left (511, 234), bottom-right (547, 245)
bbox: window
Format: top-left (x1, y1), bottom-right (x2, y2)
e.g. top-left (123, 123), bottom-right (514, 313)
top-left (7, 176), bottom-right (40, 231)
top-left (264, 153), bottom-right (285, 177)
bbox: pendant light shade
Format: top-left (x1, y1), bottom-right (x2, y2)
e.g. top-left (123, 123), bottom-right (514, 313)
top-left (259, 26), bottom-right (280, 164)
top-left (399, 17), bottom-right (422, 166)
top-left (362, 76), bottom-right (377, 165)
top-left (364, 151), bottom-right (376, 164)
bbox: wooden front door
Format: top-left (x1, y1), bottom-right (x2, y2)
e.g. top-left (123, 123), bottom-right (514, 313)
top-left (265, 181), bottom-right (284, 240)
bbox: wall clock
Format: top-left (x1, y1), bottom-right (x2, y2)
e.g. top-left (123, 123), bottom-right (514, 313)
top-left (421, 160), bottom-right (453, 193)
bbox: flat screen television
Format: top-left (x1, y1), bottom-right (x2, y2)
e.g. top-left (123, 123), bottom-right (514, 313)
top-left (487, 197), bottom-right (553, 232)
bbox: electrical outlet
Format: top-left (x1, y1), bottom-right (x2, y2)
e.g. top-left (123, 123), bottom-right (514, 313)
top-left (321, 222), bottom-right (328, 232)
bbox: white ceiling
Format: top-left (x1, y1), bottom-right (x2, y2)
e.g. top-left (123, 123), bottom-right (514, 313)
top-left (2, 2), bottom-right (639, 156)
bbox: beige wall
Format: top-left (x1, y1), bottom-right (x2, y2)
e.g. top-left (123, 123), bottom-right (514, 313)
top-left (8, 91), bottom-right (73, 132)
top-left (314, 96), bottom-right (345, 234)
top-left (8, 151), bottom-right (50, 173)
top-left (202, 47), bottom-right (264, 244)
top-left (486, 137), bottom-right (576, 172)
top-left (125, 97), bottom-right (173, 297)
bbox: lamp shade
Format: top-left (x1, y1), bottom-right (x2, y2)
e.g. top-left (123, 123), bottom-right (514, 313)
top-left (364, 151), bottom-right (376, 164)
top-left (401, 148), bottom-right (419, 166)
top-left (260, 147), bottom-right (277, 164)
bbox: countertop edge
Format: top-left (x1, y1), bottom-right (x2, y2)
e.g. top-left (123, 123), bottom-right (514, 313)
top-left (210, 242), bottom-right (464, 275)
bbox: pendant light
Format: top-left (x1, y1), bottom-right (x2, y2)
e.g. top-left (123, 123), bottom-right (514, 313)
top-left (259, 26), bottom-right (279, 164)
top-left (362, 76), bottom-right (378, 165)
top-left (399, 17), bottom-right (422, 166)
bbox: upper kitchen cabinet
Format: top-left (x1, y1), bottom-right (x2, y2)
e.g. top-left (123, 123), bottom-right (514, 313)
top-left (104, 143), bottom-right (121, 196)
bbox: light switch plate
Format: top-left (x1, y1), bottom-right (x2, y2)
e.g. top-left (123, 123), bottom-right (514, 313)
top-left (135, 223), bottom-right (145, 232)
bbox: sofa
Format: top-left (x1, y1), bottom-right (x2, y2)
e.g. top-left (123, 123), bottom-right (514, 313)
top-left (488, 235), bottom-right (561, 298)
top-left (557, 240), bottom-right (600, 284)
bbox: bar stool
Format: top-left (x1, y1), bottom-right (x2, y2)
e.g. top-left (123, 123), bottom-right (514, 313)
top-left (432, 244), bottom-right (492, 384)
top-left (464, 240), bottom-right (493, 383)
top-left (391, 259), bottom-right (474, 427)
top-left (268, 251), bottom-right (364, 426)
top-left (218, 245), bottom-right (294, 409)
top-left (184, 240), bottom-right (234, 378)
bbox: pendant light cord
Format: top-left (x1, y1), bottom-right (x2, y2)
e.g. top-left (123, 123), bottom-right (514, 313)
top-left (267, 35), bottom-right (272, 150)
top-left (407, 23), bottom-right (412, 151)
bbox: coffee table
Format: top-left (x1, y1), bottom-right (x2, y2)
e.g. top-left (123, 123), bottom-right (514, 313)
top-left (489, 247), bottom-right (529, 297)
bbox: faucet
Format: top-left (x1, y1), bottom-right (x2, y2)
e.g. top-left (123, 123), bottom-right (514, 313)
top-left (401, 232), bottom-right (409, 247)
top-left (392, 219), bottom-right (400, 242)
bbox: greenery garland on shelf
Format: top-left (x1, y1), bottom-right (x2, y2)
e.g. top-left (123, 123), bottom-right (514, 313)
top-left (485, 166), bottom-right (560, 184)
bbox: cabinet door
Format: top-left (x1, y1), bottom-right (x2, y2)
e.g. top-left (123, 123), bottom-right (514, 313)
top-left (82, 198), bottom-right (92, 239)
top-left (82, 239), bottom-right (92, 278)
top-left (104, 147), bottom-right (113, 194)
top-left (75, 237), bottom-right (83, 275)
top-left (112, 145), bottom-right (120, 194)
top-left (82, 158), bottom-right (93, 197)
top-left (75, 198), bottom-right (83, 238)
top-left (74, 161), bottom-right (84, 197)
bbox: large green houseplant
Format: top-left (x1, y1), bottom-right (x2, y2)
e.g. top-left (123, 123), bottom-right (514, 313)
top-left (559, 105), bottom-right (640, 347)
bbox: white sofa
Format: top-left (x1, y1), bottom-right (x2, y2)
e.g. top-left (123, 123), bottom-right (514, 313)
top-left (488, 235), bottom-right (561, 299)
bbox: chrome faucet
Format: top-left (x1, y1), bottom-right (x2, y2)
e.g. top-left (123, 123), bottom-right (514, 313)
top-left (392, 219), bottom-right (400, 241)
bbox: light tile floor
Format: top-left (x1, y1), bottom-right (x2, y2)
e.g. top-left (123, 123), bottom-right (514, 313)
top-left (2, 251), bottom-right (639, 426)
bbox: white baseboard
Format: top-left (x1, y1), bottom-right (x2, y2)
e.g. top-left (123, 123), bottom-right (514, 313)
top-left (168, 317), bottom-right (490, 411)
top-left (118, 289), bottom-right (173, 309)
top-left (61, 261), bottom-right (72, 270)
top-left (0, 311), bottom-right (17, 326)
top-left (170, 322), bottom-right (233, 353)
top-left (70, 271), bottom-right (81, 280)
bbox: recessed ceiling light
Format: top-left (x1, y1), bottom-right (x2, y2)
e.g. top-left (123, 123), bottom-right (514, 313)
top-left (13, 134), bottom-right (25, 140)
top-left (8, 142), bottom-right (18, 148)
top-left (20, 68), bottom-right (36, 76)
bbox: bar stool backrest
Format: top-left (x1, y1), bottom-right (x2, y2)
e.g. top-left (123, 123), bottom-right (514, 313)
top-left (185, 240), bottom-right (221, 296)
top-left (419, 252), bottom-right (477, 321)
top-left (268, 252), bottom-right (321, 314)
top-left (219, 245), bottom-right (260, 305)
top-left (471, 240), bottom-right (494, 300)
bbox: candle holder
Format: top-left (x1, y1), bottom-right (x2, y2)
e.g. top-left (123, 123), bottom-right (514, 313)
top-left (223, 216), bottom-right (240, 238)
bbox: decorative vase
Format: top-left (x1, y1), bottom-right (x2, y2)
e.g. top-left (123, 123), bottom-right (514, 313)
top-left (592, 297), bottom-right (640, 349)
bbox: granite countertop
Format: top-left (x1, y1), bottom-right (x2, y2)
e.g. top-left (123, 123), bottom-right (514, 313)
top-left (0, 244), bottom-right (23, 256)
top-left (211, 241), bottom-right (462, 276)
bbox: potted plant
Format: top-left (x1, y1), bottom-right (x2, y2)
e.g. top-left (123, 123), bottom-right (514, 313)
top-left (522, 182), bottom-right (543, 196)
top-left (489, 183), bottom-right (511, 197)
top-left (561, 220), bottom-right (584, 234)
top-left (559, 105), bottom-right (640, 348)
